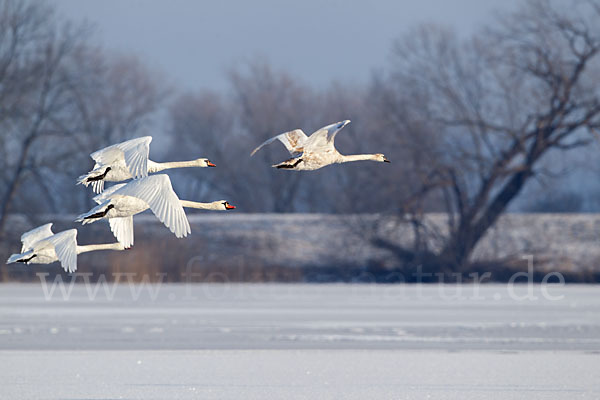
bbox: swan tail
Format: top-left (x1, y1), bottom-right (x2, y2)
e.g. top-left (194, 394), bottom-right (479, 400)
top-left (76, 172), bottom-right (91, 187)
top-left (7, 251), bottom-right (35, 264)
top-left (78, 217), bottom-right (99, 225)
top-left (7, 253), bottom-right (23, 264)
top-left (77, 170), bottom-right (106, 193)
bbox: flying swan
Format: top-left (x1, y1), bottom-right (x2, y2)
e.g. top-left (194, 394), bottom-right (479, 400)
top-left (250, 120), bottom-right (390, 170)
top-left (77, 136), bottom-right (216, 193)
top-left (6, 223), bottom-right (124, 273)
top-left (76, 174), bottom-right (236, 248)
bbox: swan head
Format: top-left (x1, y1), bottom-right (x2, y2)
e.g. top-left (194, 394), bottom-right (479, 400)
top-left (215, 200), bottom-right (236, 210)
top-left (196, 158), bottom-right (216, 167)
top-left (375, 153), bottom-right (390, 163)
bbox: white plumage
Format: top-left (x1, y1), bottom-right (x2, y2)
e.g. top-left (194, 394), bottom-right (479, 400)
top-left (76, 174), bottom-right (236, 248)
top-left (7, 119), bottom-right (387, 274)
top-left (20, 223), bottom-right (54, 253)
top-left (77, 136), bottom-right (216, 193)
top-left (77, 174), bottom-right (190, 247)
top-left (251, 120), bottom-right (390, 170)
top-left (7, 226), bottom-right (124, 273)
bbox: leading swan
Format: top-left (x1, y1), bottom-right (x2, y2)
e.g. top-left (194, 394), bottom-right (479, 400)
top-left (76, 174), bottom-right (235, 248)
top-left (6, 223), bottom-right (124, 273)
top-left (250, 120), bottom-right (390, 170)
top-left (77, 136), bottom-right (216, 193)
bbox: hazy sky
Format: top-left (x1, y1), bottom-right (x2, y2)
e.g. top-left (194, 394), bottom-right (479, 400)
top-left (52, 0), bottom-right (519, 92)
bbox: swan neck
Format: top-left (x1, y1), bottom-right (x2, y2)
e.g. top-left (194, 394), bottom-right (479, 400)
top-left (180, 200), bottom-right (216, 210)
top-left (76, 243), bottom-right (124, 254)
top-left (148, 160), bottom-right (199, 173)
top-left (339, 154), bottom-right (379, 163)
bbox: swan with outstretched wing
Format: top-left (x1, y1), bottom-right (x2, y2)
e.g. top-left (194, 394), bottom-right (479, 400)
top-left (7, 227), bottom-right (124, 273)
top-left (78, 136), bottom-right (216, 193)
top-left (77, 174), bottom-right (235, 248)
top-left (251, 120), bottom-right (390, 170)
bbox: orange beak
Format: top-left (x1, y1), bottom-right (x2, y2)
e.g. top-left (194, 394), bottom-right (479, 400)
top-left (225, 204), bottom-right (236, 210)
top-left (207, 161), bottom-right (216, 167)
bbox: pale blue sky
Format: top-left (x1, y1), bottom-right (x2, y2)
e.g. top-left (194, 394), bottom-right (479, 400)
top-left (52, 0), bottom-right (519, 91)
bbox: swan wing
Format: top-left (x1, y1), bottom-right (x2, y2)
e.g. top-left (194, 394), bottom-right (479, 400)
top-left (90, 145), bottom-right (123, 166)
top-left (251, 129), bottom-right (307, 157)
top-left (122, 140), bottom-right (151, 179)
top-left (304, 121), bottom-right (350, 154)
top-left (90, 136), bottom-right (152, 179)
top-left (108, 216), bottom-right (134, 248)
top-left (93, 183), bottom-right (127, 204)
top-left (20, 223), bottom-right (54, 253)
top-left (113, 174), bottom-right (191, 238)
top-left (44, 229), bottom-right (78, 273)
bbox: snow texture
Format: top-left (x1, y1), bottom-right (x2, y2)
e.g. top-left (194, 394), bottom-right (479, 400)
top-left (0, 284), bottom-right (599, 398)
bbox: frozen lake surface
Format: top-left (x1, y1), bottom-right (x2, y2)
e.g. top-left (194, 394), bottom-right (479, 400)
top-left (2, 349), bottom-right (598, 399)
top-left (0, 283), bottom-right (599, 398)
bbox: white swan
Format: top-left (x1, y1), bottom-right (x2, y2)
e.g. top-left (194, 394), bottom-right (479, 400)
top-left (76, 174), bottom-right (236, 248)
top-left (6, 224), bottom-right (124, 273)
top-left (77, 136), bottom-right (216, 193)
top-left (250, 120), bottom-right (390, 170)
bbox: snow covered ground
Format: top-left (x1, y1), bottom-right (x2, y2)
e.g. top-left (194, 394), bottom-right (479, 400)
top-left (0, 283), bottom-right (599, 399)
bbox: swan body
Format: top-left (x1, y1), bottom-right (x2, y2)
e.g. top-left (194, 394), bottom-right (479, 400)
top-left (250, 120), bottom-right (390, 171)
top-left (7, 225), bottom-right (124, 273)
top-left (76, 174), bottom-right (235, 248)
top-left (77, 136), bottom-right (216, 193)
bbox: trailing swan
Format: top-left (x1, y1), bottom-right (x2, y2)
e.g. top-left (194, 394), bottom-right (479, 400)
top-left (6, 224), bottom-right (124, 273)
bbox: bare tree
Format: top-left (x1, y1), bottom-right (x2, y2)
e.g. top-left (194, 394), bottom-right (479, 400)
top-left (0, 0), bottom-right (167, 235)
top-left (371, 0), bottom-right (600, 271)
top-left (0, 0), bottom-right (91, 233)
top-left (167, 62), bottom-right (325, 212)
top-left (165, 92), bottom-right (234, 204)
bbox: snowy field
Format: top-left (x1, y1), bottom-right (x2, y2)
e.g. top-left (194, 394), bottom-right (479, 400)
top-left (0, 283), bottom-right (599, 399)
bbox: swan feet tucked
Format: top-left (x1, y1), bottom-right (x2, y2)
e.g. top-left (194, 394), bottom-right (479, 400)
top-left (15, 254), bottom-right (37, 263)
top-left (82, 204), bottom-right (115, 220)
top-left (85, 167), bottom-right (111, 183)
top-left (274, 158), bottom-right (303, 169)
